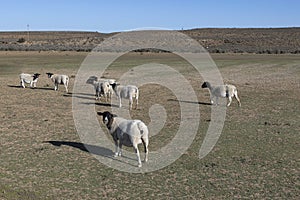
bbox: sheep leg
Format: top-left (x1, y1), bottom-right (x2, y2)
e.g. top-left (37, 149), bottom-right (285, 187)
top-left (129, 97), bottom-right (133, 110)
top-left (65, 79), bottom-right (69, 93)
top-left (227, 96), bottom-right (232, 107)
top-left (20, 80), bottom-right (25, 88)
top-left (64, 84), bottom-right (68, 93)
top-left (54, 84), bottom-right (58, 91)
top-left (119, 98), bottom-right (122, 108)
top-left (235, 93), bottom-right (241, 107)
top-left (108, 92), bottom-right (112, 102)
top-left (141, 137), bottom-right (148, 162)
top-left (114, 140), bottom-right (119, 157)
top-left (118, 142), bottom-right (123, 156)
top-left (133, 144), bottom-right (142, 167)
top-left (95, 90), bottom-right (100, 100)
top-left (215, 97), bottom-right (219, 105)
top-left (210, 96), bottom-right (214, 105)
top-left (135, 98), bottom-right (138, 110)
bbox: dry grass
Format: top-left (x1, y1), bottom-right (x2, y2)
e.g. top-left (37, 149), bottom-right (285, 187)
top-left (0, 51), bottom-right (299, 199)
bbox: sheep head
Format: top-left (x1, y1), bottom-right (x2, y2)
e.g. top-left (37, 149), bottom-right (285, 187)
top-left (46, 72), bottom-right (54, 78)
top-left (201, 81), bottom-right (210, 88)
top-left (33, 73), bottom-right (41, 80)
top-left (97, 111), bottom-right (117, 130)
top-left (86, 76), bottom-right (98, 84)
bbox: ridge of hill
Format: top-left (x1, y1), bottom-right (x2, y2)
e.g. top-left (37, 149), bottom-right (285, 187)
top-left (0, 28), bottom-right (299, 53)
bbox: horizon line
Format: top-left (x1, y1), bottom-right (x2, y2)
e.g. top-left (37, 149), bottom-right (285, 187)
top-left (0, 26), bottom-right (299, 33)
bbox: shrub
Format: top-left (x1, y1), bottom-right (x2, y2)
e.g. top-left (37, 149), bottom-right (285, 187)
top-left (17, 38), bottom-right (26, 43)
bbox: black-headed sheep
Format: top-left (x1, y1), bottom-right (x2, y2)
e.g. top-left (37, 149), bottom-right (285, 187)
top-left (201, 81), bottom-right (241, 107)
top-left (46, 72), bottom-right (69, 93)
top-left (19, 73), bottom-right (41, 88)
top-left (98, 111), bottom-right (149, 167)
top-left (110, 83), bottom-right (139, 110)
top-left (86, 76), bottom-right (115, 101)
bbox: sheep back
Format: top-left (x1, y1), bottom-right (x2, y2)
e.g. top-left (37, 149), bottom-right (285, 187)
top-left (112, 117), bottom-right (147, 146)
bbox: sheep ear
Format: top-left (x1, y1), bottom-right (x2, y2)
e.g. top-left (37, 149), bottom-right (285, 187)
top-left (97, 112), bottom-right (104, 116)
top-left (112, 114), bottom-right (117, 117)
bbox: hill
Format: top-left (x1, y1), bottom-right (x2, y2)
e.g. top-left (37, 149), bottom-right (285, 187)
top-left (0, 28), bottom-right (299, 53)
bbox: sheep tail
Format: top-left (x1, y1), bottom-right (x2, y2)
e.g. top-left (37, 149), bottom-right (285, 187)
top-left (66, 76), bottom-right (70, 86)
top-left (135, 88), bottom-right (139, 99)
top-left (225, 85), bottom-right (230, 98)
top-left (137, 121), bottom-right (147, 136)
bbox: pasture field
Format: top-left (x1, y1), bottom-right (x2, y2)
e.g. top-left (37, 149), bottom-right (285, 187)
top-left (0, 51), bottom-right (299, 199)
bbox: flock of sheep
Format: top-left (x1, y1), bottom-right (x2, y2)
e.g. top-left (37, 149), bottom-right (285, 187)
top-left (19, 72), bottom-right (69, 92)
top-left (19, 72), bottom-right (241, 167)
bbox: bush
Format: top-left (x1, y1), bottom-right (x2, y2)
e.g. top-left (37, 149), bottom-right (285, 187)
top-left (17, 38), bottom-right (26, 43)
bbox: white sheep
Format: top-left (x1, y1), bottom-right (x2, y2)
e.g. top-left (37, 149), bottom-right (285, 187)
top-left (19, 73), bottom-right (41, 88)
top-left (46, 72), bottom-right (69, 93)
top-left (98, 111), bottom-right (149, 167)
top-left (201, 81), bottom-right (241, 107)
top-left (110, 83), bottom-right (139, 110)
top-left (86, 76), bottom-right (115, 101)
top-left (100, 81), bottom-right (114, 101)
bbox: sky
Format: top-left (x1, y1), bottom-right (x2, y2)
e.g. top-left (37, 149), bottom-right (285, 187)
top-left (1, 0), bottom-right (299, 32)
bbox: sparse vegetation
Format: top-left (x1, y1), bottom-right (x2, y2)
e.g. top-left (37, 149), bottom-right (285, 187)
top-left (0, 28), bottom-right (300, 53)
top-left (17, 37), bottom-right (26, 43)
top-left (0, 51), bottom-right (299, 199)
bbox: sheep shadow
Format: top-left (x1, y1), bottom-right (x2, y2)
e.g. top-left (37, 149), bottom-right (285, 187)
top-left (7, 85), bottom-right (22, 88)
top-left (45, 141), bottom-right (137, 166)
top-left (7, 84), bottom-right (42, 89)
top-left (63, 93), bottom-right (95, 100)
top-left (168, 98), bottom-right (212, 105)
top-left (80, 102), bottom-right (119, 108)
top-left (31, 87), bottom-right (54, 91)
top-left (65, 93), bottom-right (120, 108)
top-left (7, 85), bottom-right (54, 90)
top-left (74, 92), bottom-right (95, 97)
top-left (45, 141), bottom-right (113, 157)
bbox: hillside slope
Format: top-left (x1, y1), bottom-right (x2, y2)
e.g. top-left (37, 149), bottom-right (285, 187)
top-left (0, 28), bottom-right (299, 53)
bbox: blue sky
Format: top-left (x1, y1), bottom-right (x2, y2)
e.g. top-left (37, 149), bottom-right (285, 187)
top-left (1, 0), bottom-right (299, 32)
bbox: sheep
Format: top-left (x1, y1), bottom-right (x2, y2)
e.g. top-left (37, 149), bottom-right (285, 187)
top-left (93, 81), bottom-right (112, 101)
top-left (98, 111), bottom-right (149, 167)
top-left (86, 76), bottom-right (101, 99)
top-left (19, 73), bottom-right (41, 88)
top-left (201, 81), bottom-right (241, 107)
top-left (86, 76), bottom-right (115, 101)
top-left (46, 72), bottom-right (69, 93)
top-left (110, 83), bottom-right (139, 110)
top-left (100, 81), bottom-right (114, 101)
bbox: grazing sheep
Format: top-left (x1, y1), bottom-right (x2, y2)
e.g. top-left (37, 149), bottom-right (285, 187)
top-left (19, 73), bottom-right (41, 88)
top-left (86, 76), bottom-right (115, 101)
top-left (110, 83), bottom-right (139, 110)
top-left (46, 72), bottom-right (69, 93)
top-left (100, 81), bottom-right (114, 101)
top-left (98, 111), bottom-right (149, 167)
top-left (201, 81), bottom-right (241, 107)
